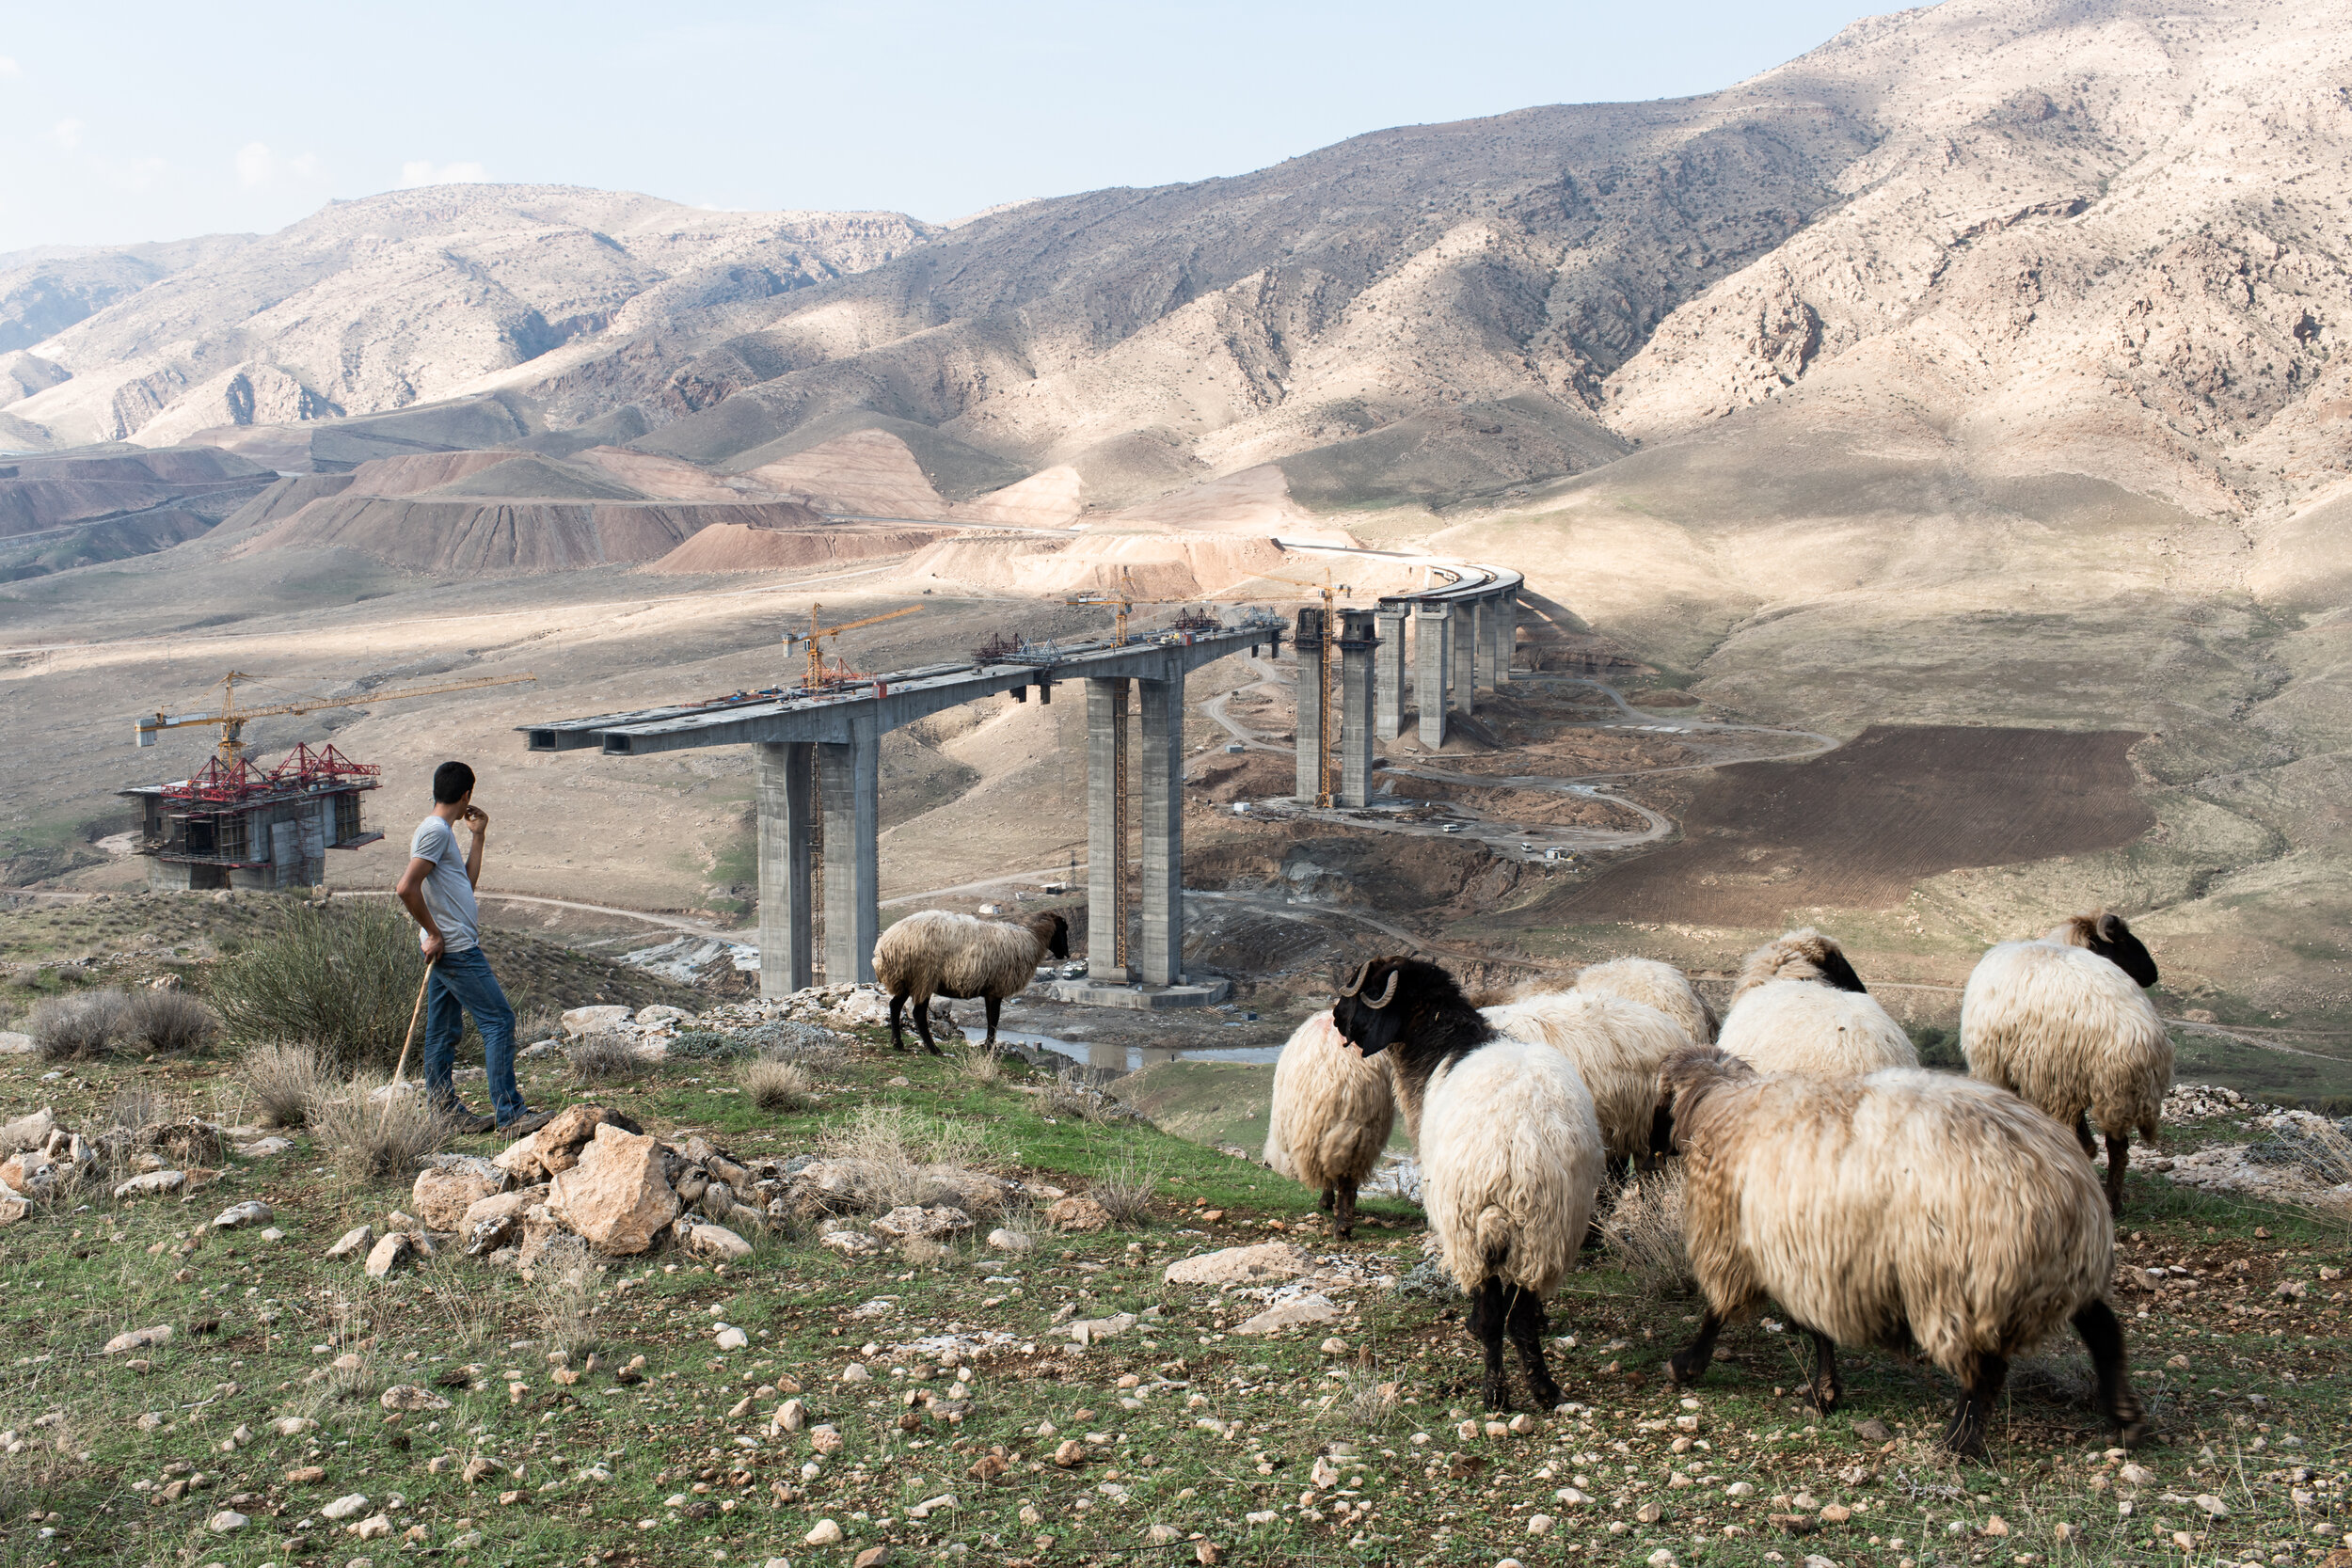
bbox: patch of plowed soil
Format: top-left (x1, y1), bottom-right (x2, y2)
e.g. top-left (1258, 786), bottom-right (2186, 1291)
top-left (1562, 724), bottom-right (2151, 923)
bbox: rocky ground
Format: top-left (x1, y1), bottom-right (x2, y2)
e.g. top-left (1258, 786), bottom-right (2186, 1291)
top-left (1, 972), bottom-right (2347, 1568)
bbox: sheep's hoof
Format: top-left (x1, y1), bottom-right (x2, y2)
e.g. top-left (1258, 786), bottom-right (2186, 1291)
top-left (1481, 1377), bottom-right (1512, 1413)
top-left (2111, 1402), bottom-right (2151, 1449)
top-left (1527, 1378), bottom-right (1564, 1411)
top-left (1806, 1379), bottom-right (1843, 1414)
top-left (1666, 1352), bottom-right (1708, 1386)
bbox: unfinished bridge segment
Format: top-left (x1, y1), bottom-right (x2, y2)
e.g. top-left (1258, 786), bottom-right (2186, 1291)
top-left (521, 613), bottom-right (1285, 1002)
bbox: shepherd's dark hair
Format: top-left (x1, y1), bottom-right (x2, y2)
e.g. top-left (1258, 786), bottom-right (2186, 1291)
top-left (432, 761), bottom-right (477, 804)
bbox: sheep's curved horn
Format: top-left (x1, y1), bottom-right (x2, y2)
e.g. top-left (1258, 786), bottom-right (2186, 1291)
top-left (1360, 969), bottom-right (1401, 1010)
top-left (1336, 959), bottom-right (1377, 999)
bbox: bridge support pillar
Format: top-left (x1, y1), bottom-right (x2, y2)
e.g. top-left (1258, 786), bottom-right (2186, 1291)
top-left (1086, 677), bottom-right (1129, 981)
top-left (1373, 608), bottom-right (1406, 740)
top-left (817, 712), bottom-right (879, 984)
top-left (1136, 663), bottom-right (1185, 987)
top-left (1337, 609), bottom-right (1378, 808)
top-left (1494, 590), bottom-right (1517, 684)
top-left (1452, 596), bottom-right (1478, 715)
top-left (754, 740), bottom-right (816, 998)
top-left (1294, 608), bottom-right (1327, 802)
top-left (1415, 605), bottom-right (1450, 749)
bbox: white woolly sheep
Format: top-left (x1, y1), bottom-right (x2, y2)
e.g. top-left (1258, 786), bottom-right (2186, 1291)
top-left (1718, 927), bottom-right (1917, 1077)
top-left (1333, 956), bottom-right (1605, 1412)
top-left (1962, 910), bottom-right (2171, 1216)
top-left (872, 909), bottom-right (1070, 1054)
top-left (1481, 990), bottom-right (1695, 1160)
top-left (1263, 1010), bottom-right (1396, 1239)
top-left (1572, 956), bottom-right (1717, 1043)
top-left (1653, 1047), bottom-right (2147, 1455)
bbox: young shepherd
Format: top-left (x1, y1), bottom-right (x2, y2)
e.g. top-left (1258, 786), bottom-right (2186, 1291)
top-left (872, 909), bottom-right (1070, 1054)
top-left (1332, 956), bottom-right (1604, 1412)
top-left (1651, 1047), bottom-right (2147, 1456)
top-left (1717, 927), bottom-right (1917, 1076)
top-left (1571, 956), bottom-right (1717, 1044)
top-left (1263, 1010), bottom-right (1395, 1239)
top-left (1480, 990), bottom-right (1694, 1161)
top-left (1961, 910), bottom-right (2171, 1217)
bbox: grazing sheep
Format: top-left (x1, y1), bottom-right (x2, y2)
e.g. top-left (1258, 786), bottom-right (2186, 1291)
top-left (1961, 910), bottom-right (2171, 1216)
top-left (1719, 927), bottom-right (1917, 1077)
top-left (1573, 956), bottom-right (1717, 1043)
top-left (1653, 1047), bottom-right (2146, 1456)
top-left (1481, 990), bottom-right (1695, 1161)
top-left (1263, 1010), bottom-right (1396, 1239)
top-left (1333, 956), bottom-right (1605, 1411)
top-left (873, 909), bottom-right (1070, 1054)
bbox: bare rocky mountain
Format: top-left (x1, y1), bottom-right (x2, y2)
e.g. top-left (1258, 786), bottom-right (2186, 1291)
top-left (0, 187), bottom-right (935, 451)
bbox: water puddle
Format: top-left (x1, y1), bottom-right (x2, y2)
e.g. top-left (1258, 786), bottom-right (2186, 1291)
top-left (970, 1028), bottom-right (1281, 1075)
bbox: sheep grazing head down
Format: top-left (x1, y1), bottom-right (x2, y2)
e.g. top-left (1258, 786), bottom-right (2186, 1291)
top-left (2055, 910), bottom-right (2157, 988)
top-left (1737, 927), bottom-right (1869, 996)
top-left (1647, 1045), bottom-right (1758, 1158)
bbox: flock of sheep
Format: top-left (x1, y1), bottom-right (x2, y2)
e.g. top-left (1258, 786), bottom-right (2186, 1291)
top-left (1273, 914), bottom-right (2172, 1456)
top-left (856, 898), bottom-right (2171, 1456)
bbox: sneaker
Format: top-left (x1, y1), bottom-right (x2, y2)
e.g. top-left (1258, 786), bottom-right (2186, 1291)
top-left (498, 1108), bottom-right (556, 1140)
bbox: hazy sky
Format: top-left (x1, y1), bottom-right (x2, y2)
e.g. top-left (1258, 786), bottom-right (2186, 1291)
top-left (0, 0), bottom-right (1887, 253)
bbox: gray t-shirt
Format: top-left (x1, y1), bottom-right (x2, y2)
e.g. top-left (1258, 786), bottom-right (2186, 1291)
top-left (409, 815), bottom-right (480, 955)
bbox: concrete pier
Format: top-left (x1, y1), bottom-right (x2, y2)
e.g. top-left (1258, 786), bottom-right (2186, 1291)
top-left (1415, 605), bottom-right (1450, 748)
top-left (754, 740), bottom-right (816, 993)
top-left (817, 713), bottom-right (879, 983)
top-left (1136, 665), bottom-right (1184, 986)
top-left (1087, 676), bottom-right (1129, 981)
top-left (1493, 590), bottom-right (1517, 684)
top-left (1294, 607), bottom-right (1326, 802)
top-left (1336, 609), bottom-right (1378, 808)
top-left (1451, 597), bottom-right (1478, 715)
top-left (1374, 607), bottom-right (1406, 740)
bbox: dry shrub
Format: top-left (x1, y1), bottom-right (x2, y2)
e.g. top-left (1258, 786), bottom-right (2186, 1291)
top-left (1598, 1166), bottom-right (1695, 1297)
top-left (425, 1256), bottom-right (501, 1350)
top-left (819, 1103), bottom-right (996, 1212)
top-left (122, 990), bottom-right (220, 1054)
top-left (1089, 1153), bottom-right (1159, 1227)
top-left (309, 1077), bottom-right (458, 1184)
top-left (743, 1057), bottom-right (812, 1113)
top-left (103, 1083), bottom-right (167, 1134)
top-left (959, 1044), bottom-right (1004, 1085)
top-left (516, 1009), bottom-right (564, 1048)
top-left (534, 1252), bottom-right (602, 1360)
top-left (241, 1040), bottom-right (327, 1129)
top-left (566, 1031), bottom-right (644, 1084)
top-left (28, 989), bottom-right (130, 1061)
top-left (1330, 1358), bottom-right (1401, 1430)
top-left (209, 900), bottom-right (428, 1069)
top-left (1044, 1066), bottom-right (1114, 1125)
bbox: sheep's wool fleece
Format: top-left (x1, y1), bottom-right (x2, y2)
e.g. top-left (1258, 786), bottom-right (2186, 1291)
top-left (1264, 1011), bottom-right (1395, 1189)
top-left (1961, 940), bottom-right (2171, 1140)
top-left (1420, 1037), bottom-right (1604, 1299)
top-left (1484, 991), bottom-right (1694, 1158)
top-left (1680, 1068), bottom-right (2112, 1377)
top-left (1574, 957), bottom-right (1716, 1044)
top-left (873, 910), bottom-right (1047, 1002)
top-left (1719, 980), bottom-right (1917, 1078)
top-left (1734, 927), bottom-right (1851, 997)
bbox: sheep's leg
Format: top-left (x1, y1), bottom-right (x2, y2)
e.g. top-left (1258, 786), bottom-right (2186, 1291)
top-left (1317, 1183), bottom-right (1336, 1212)
top-left (2073, 1113), bottom-right (2097, 1160)
top-left (2103, 1132), bottom-right (2130, 1217)
top-left (1943, 1354), bottom-right (2010, 1458)
top-left (910, 994), bottom-right (940, 1056)
top-left (1802, 1327), bottom-right (1844, 1414)
top-left (1333, 1177), bottom-right (1359, 1241)
top-left (1668, 1310), bottom-right (1725, 1387)
top-left (1505, 1290), bottom-right (1563, 1411)
top-left (982, 994), bottom-right (1003, 1051)
top-left (2072, 1299), bottom-right (2148, 1447)
top-left (886, 991), bottom-right (911, 1053)
top-left (1469, 1279), bottom-right (1512, 1411)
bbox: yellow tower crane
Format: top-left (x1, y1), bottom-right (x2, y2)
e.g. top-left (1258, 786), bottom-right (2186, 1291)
top-left (135, 671), bottom-right (540, 762)
top-left (784, 604), bottom-right (923, 690)
top-left (1063, 567), bottom-right (1200, 646)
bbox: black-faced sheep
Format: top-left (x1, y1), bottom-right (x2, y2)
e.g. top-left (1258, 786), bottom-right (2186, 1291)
top-left (1480, 990), bottom-right (1695, 1161)
top-left (1264, 1010), bottom-right (1395, 1239)
top-left (1651, 1047), bottom-right (2146, 1456)
top-left (1333, 956), bottom-right (1604, 1412)
top-left (872, 909), bottom-right (1070, 1054)
top-left (1961, 910), bottom-right (2171, 1216)
top-left (1717, 927), bottom-right (1917, 1077)
top-left (1572, 956), bottom-right (1717, 1044)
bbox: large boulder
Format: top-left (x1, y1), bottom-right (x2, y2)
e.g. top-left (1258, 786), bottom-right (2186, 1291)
top-left (494, 1105), bottom-right (642, 1183)
top-left (412, 1157), bottom-right (510, 1231)
top-left (561, 1006), bottom-right (631, 1037)
top-left (546, 1124), bottom-right (679, 1255)
top-left (0, 1108), bottom-right (56, 1154)
top-left (1164, 1243), bottom-right (1315, 1286)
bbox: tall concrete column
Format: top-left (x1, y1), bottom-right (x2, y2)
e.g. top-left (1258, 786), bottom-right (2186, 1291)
top-left (1415, 605), bottom-right (1450, 749)
top-left (754, 740), bottom-right (815, 998)
top-left (816, 713), bottom-right (879, 983)
top-left (1086, 676), bottom-right (1128, 981)
top-left (1373, 607), bottom-right (1406, 740)
top-left (1451, 596), bottom-right (1477, 715)
top-left (1136, 663), bottom-right (1185, 987)
top-left (1294, 607), bottom-right (1326, 802)
top-left (1495, 590), bottom-right (1517, 684)
top-left (1337, 610), bottom-right (1378, 808)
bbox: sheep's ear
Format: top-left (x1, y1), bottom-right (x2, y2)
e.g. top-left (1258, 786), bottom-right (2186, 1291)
top-left (1647, 1101), bottom-right (1678, 1158)
top-left (1815, 947), bottom-right (1869, 994)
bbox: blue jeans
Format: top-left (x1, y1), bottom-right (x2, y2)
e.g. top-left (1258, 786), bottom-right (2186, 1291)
top-left (421, 946), bottom-right (525, 1125)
